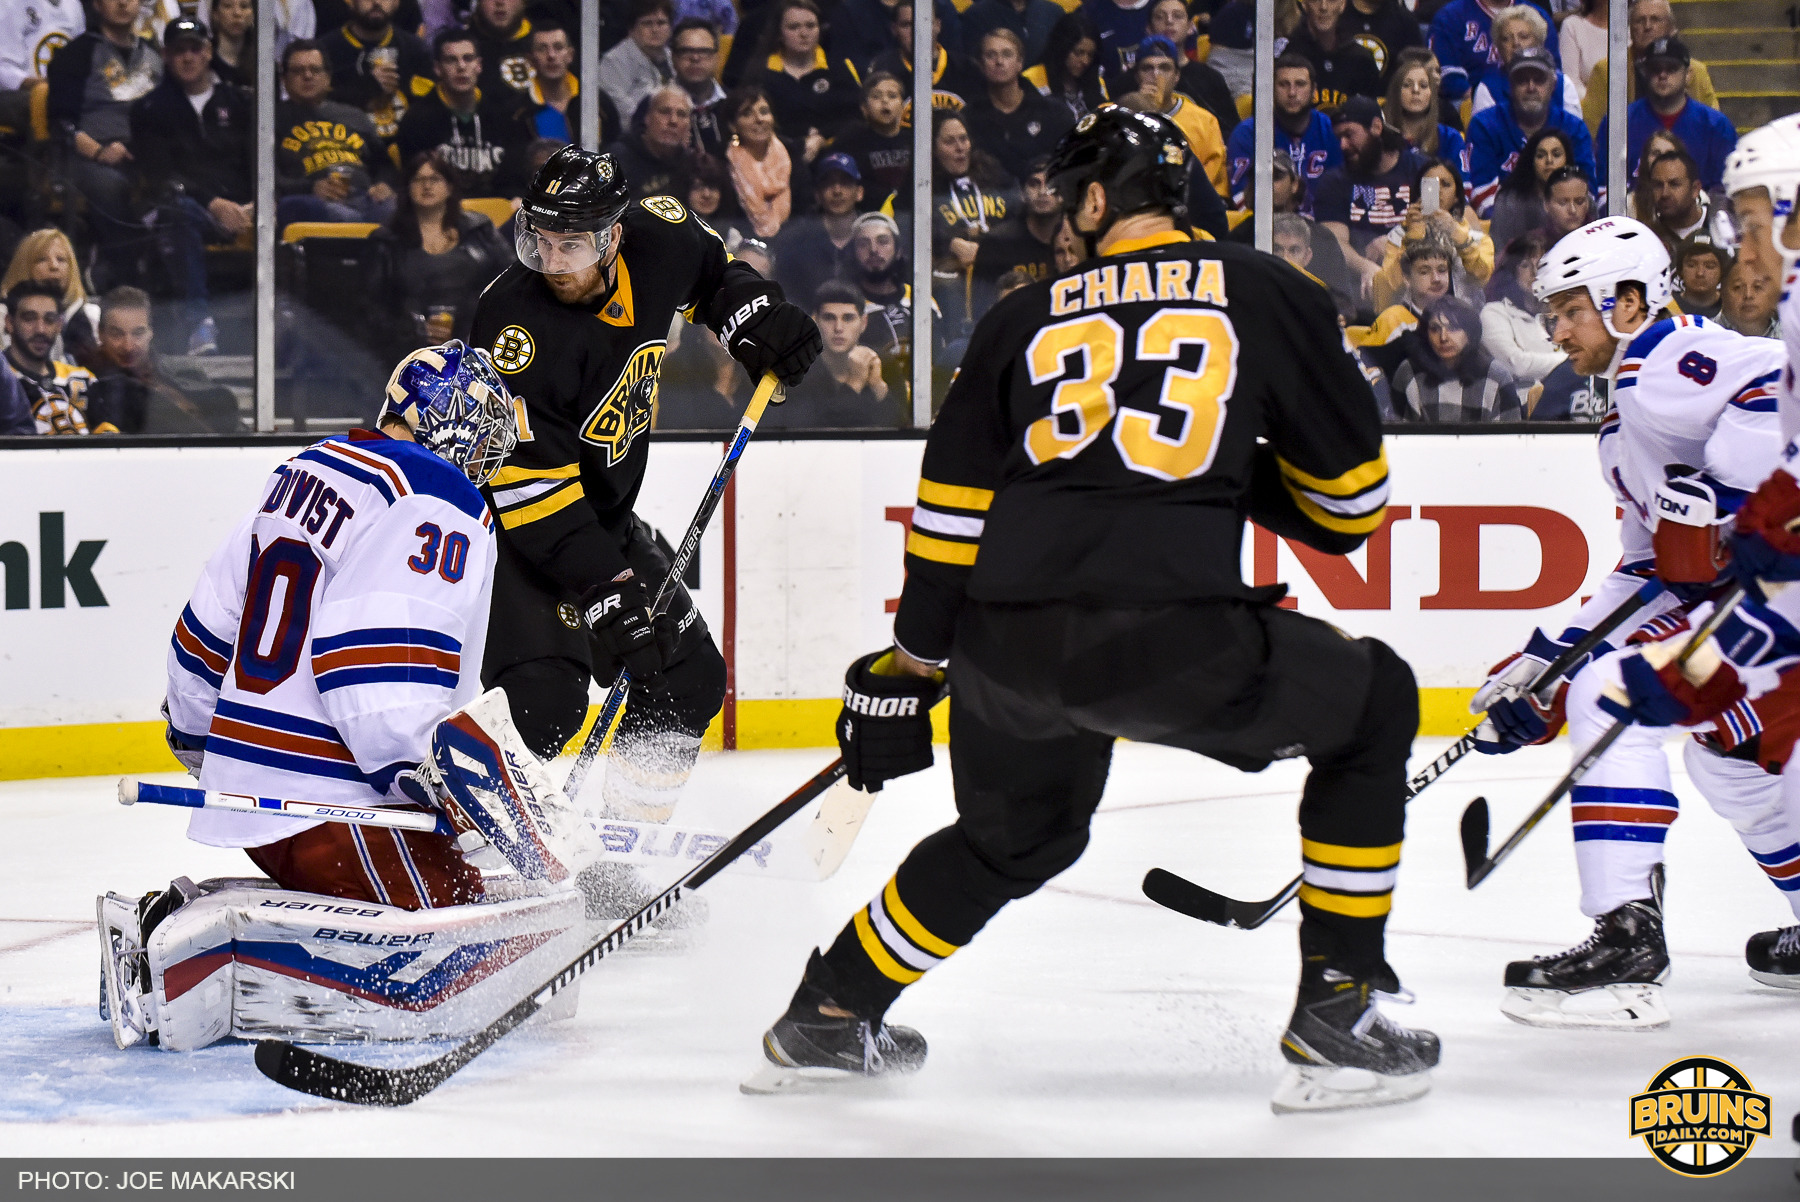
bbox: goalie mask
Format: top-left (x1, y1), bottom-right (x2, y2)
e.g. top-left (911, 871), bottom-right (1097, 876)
top-left (516, 145), bottom-right (631, 274)
top-left (378, 341), bottom-right (519, 486)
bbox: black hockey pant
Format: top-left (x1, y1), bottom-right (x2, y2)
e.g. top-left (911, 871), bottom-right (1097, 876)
top-left (818, 598), bottom-right (1419, 1020)
top-left (482, 517), bottom-right (727, 764)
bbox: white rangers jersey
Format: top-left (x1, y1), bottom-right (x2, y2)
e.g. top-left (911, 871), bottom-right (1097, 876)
top-left (165, 432), bottom-right (496, 848)
top-left (1560, 315), bottom-right (1785, 641)
top-left (1782, 264), bottom-right (1800, 446)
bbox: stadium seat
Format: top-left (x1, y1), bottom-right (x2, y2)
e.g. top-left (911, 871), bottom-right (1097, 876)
top-left (462, 197), bottom-right (518, 227)
top-left (280, 222), bottom-right (379, 243)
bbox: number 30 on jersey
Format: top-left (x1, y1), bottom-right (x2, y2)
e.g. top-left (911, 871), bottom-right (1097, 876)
top-left (1023, 308), bottom-right (1239, 481)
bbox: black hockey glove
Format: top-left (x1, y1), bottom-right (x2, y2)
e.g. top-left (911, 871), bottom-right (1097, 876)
top-left (713, 275), bottom-right (822, 388)
top-left (581, 573), bottom-right (671, 692)
top-left (837, 649), bottom-right (946, 792)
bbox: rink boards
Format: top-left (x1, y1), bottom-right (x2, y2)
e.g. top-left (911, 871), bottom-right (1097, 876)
top-left (0, 433), bottom-right (1622, 777)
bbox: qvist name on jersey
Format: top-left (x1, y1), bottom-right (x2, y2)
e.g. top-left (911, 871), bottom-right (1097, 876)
top-left (165, 431), bottom-right (497, 849)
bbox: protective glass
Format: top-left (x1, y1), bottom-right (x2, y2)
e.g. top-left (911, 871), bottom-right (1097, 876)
top-left (515, 211), bottom-right (613, 274)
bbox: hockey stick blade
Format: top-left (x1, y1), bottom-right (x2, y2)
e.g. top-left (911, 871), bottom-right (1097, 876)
top-left (1459, 796), bottom-right (1490, 888)
top-left (254, 759), bottom-right (846, 1105)
top-left (1142, 868), bottom-right (1298, 930)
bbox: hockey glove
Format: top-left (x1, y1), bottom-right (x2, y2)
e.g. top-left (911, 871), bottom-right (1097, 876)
top-left (713, 274), bottom-right (822, 387)
top-left (1468, 628), bottom-right (1595, 754)
top-left (1731, 468), bottom-right (1800, 598)
top-left (581, 572), bottom-right (669, 692)
top-left (161, 700), bottom-right (205, 779)
top-left (1597, 636), bottom-right (1747, 729)
top-left (1651, 470), bottom-right (1731, 602)
top-left (838, 649), bottom-right (946, 792)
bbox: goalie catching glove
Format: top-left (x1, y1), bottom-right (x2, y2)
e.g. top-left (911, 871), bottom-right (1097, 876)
top-left (837, 649), bottom-right (947, 792)
top-left (1597, 632), bottom-right (1747, 729)
top-left (709, 270), bottom-right (822, 388)
top-left (1469, 627), bottom-right (1604, 753)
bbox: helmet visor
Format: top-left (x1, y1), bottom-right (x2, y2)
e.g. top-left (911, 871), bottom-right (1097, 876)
top-left (515, 211), bottom-right (614, 274)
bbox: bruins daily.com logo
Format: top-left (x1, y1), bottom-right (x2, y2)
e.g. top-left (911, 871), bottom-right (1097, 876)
top-left (1629, 1056), bottom-right (1770, 1177)
top-left (582, 342), bottom-right (664, 466)
top-left (491, 325), bottom-right (534, 373)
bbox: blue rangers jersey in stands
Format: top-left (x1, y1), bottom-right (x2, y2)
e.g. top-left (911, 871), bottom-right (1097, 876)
top-left (165, 430), bottom-right (496, 848)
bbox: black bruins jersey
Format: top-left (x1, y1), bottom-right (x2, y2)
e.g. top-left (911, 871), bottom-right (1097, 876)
top-left (470, 196), bottom-right (734, 599)
top-left (893, 230), bottom-right (1389, 661)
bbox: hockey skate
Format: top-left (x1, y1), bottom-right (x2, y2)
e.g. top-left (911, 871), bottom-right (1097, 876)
top-left (96, 878), bottom-right (198, 1049)
top-left (1747, 925), bottom-right (1800, 989)
top-left (1272, 959), bottom-right (1439, 1114)
top-left (741, 953), bottom-right (927, 1095)
top-left (1500, 897), bottom-right (1670, 1029)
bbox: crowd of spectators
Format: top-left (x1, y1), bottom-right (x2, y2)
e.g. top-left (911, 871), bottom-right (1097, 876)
top-left (0, 0), bottom-right (1774, 434)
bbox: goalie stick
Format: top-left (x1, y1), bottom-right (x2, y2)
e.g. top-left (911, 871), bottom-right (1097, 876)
top-left (1460, 584), bottom-right (1747, 888)
top-left (118, 778), bottom-right (871, 881)
top-left (255, 756), bottom-right (851, 1105)
top-left (562, 372), bottom-right (783, 802)
top-left (1140, 577), bottom-right (1668, 929)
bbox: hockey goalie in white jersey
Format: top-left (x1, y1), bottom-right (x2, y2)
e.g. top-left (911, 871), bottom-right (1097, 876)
top-left (1469, 216), bottom-right (1800, 1029)
top-left (99, 343), bottom-right (601, 1052)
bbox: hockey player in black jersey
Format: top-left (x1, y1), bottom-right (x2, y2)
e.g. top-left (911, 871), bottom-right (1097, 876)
top-left (745, 108), bottom-right (1439, 1112)
top-left (470, 146), bottom-right (820, 915)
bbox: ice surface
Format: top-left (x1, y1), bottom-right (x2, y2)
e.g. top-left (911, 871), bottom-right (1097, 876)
top-left (1, 739), bottom-right (1795, 1156)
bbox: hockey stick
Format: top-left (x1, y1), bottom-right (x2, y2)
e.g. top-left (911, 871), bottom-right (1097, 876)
top-left (254, 755), bottom-right (850, 1105)
top-left (121, 777), bottom-right (868, 882)
top-left (1141, 577), bottom-right (1668, 930)
top-left (561, 372), bottom-right (783, 801)
top-left (1460, 584), bottom-right (1747, 888)
top-left (117, 779), bottom-right (453, 834)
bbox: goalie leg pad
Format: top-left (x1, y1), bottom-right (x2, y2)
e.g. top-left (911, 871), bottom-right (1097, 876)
top-left (140, 879), bottom-right (589, 1050)
top-left (429, 688), bottom-right (598, 884)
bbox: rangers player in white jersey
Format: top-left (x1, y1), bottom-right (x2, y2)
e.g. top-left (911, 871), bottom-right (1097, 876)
top-left (1593, 116), bottom-right (1800, 996)
top-left (98, 344), bottom-right (608, 1052)
top-left (1469, 217), bottom-right (1800, 1028)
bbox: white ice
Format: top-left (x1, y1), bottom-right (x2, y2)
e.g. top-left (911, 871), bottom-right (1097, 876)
top-left (1, 737), bottom-right (1795, 1157)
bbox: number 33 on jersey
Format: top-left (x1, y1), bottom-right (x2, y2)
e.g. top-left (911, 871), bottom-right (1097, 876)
top-left (165, 431), bottom-right (498, 844)
top-left (893, 230), bottom-right (1390, 659)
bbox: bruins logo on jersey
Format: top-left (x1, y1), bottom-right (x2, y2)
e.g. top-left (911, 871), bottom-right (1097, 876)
top-left (1351, 34), bottom-right (1387, 74)
top-left (582, 342), bottom-right (664, 465)
top-left (641, 196), bottom-right (687, 223)
top-left (492, 325), bottom-right (535, 373)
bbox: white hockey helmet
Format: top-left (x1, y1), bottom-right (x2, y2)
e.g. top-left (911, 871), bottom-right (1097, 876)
top-left (1532, 217), bottom-right (1672, 340)
top-left (1721, 114), bottom-right (1800, 268)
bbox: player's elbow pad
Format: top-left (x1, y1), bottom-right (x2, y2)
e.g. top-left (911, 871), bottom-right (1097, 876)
top-left (1245, 444), bottom-right (1369, 557)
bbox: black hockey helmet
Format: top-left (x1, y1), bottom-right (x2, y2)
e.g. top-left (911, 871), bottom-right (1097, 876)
top-left (516, 145), bottom-right (631, 273)
top-left (1043, 105), bottom-right (1189, 239)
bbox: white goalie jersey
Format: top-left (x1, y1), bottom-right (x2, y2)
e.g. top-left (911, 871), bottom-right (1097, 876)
top-left (1560, 315), bottom-right (1786, 637)
top-left (165, 432), bottom-right (496, 848)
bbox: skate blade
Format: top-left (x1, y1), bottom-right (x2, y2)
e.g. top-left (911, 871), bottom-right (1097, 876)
top-left (1499, 984), bottom-right (1669, 1030)
top-left (739, 1059), bottom-right (863, 1096)
top-left (1747, 969), bottom-right (1800, 990)
top-left (1270, 1064), bottom-right (1432, 1114)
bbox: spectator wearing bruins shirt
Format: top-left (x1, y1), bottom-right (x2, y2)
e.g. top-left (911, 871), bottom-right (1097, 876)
top-left (743, 0), bottom-right (862, 155)
top-left (275, 40), bottom-right (398, 228)
top-left (468, 147), bottom-right (820, 913)
top-left (396, 28), bottom-right (534, 199)
top-left (4, 283), bottom-right (105, 435)
top-left (973, 158), bottom-right (1062, 305)
top-left (467, 0), bottom-right (538, 101)
top-left (320, 0), bottom-right (435, 143)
